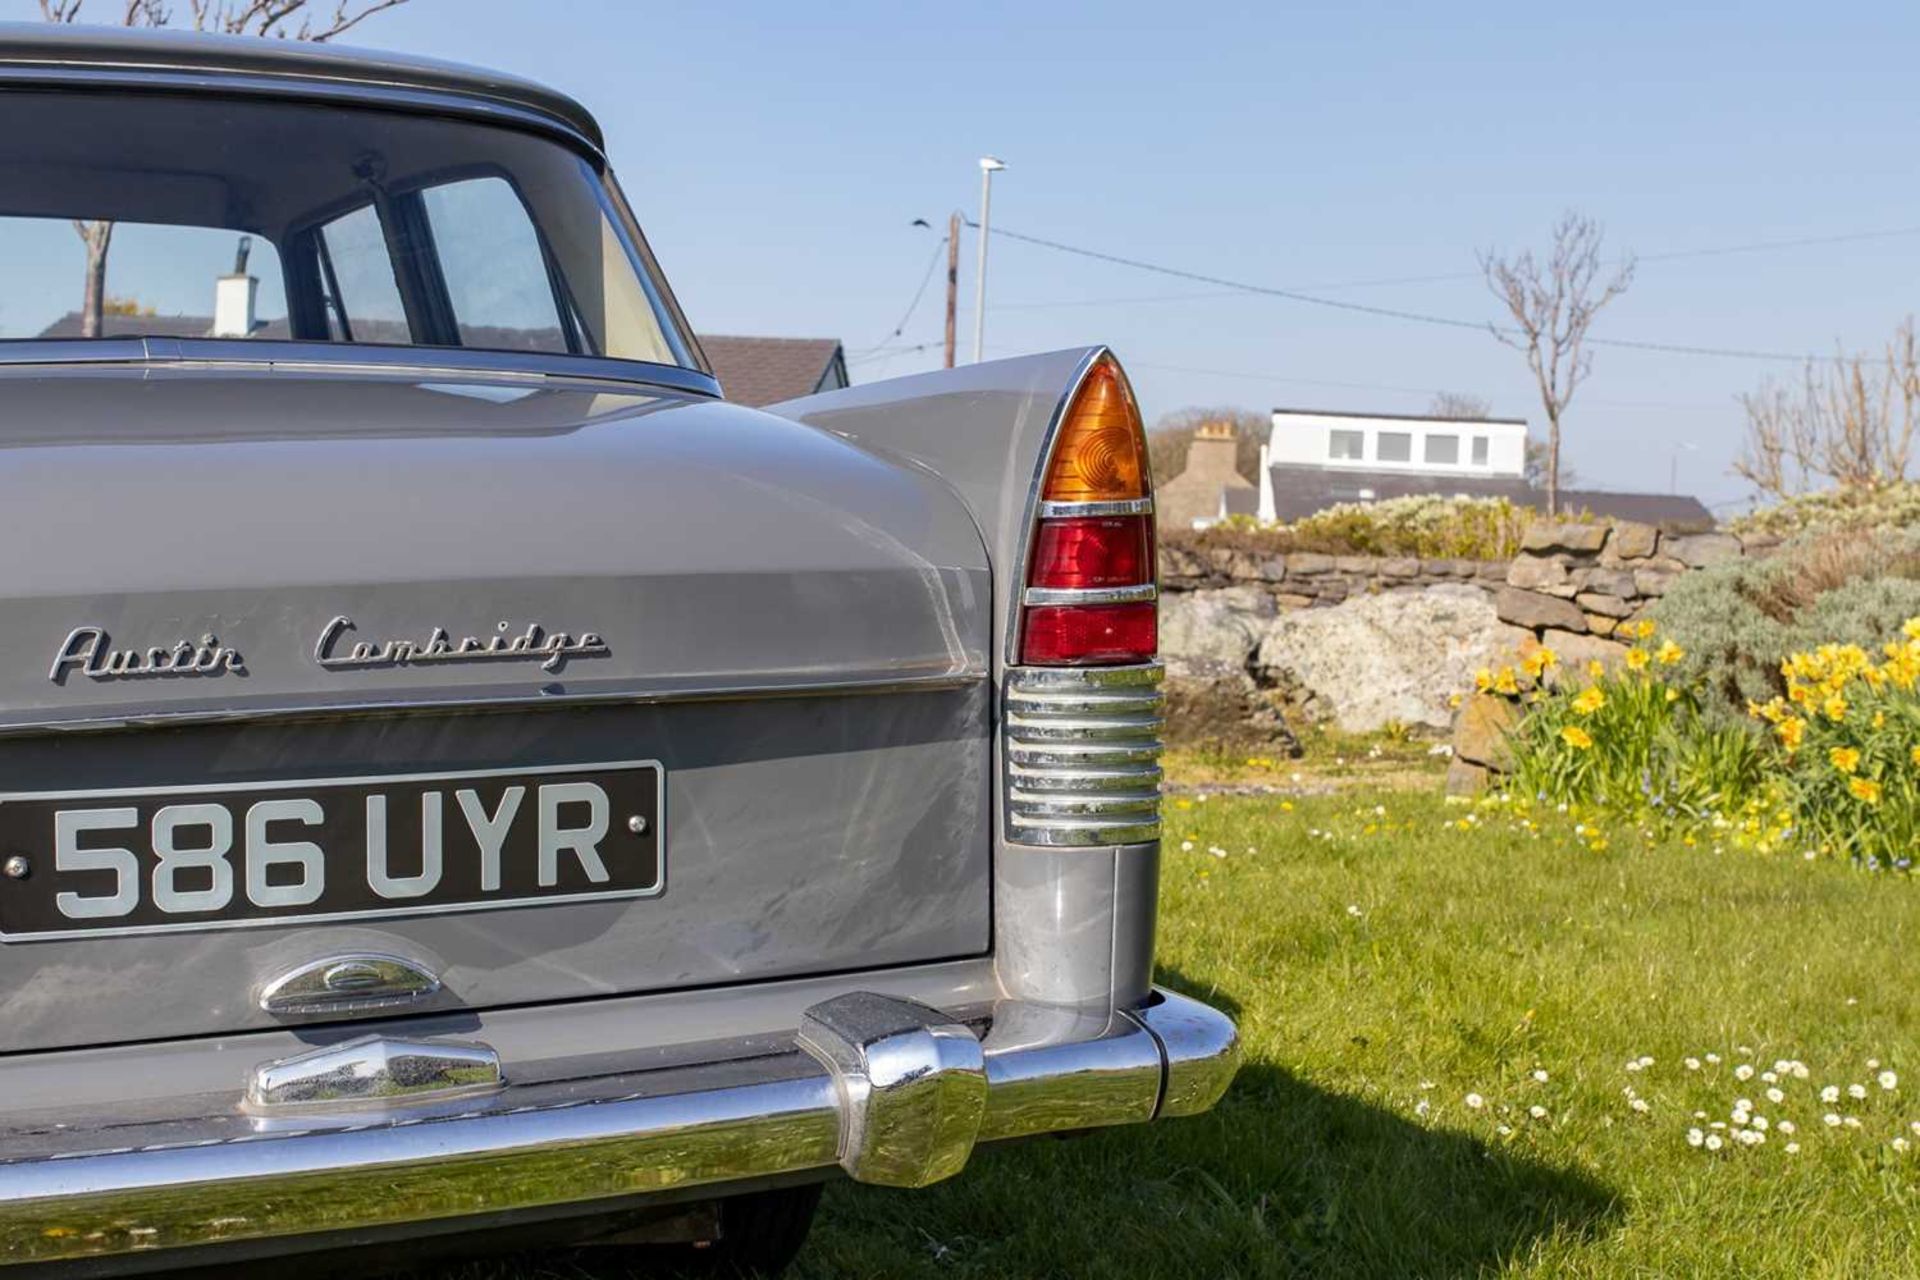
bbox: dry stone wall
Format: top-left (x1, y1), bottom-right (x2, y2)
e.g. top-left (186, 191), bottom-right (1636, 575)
top-left (1156, 520), bottom-right (1780, 760)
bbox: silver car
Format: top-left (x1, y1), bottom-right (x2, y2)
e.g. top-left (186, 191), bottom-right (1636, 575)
top-left (0, 23), bottom-right (1236, 1275)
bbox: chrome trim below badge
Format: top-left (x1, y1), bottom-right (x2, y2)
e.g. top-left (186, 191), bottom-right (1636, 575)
top-left (259, 953), bottom-right (443, 1017)
top-left (314, 615), bottom-right (609, 674)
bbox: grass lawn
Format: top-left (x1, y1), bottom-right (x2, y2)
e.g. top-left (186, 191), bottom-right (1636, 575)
top-left (446, 783), bottom-right (1918, 1279)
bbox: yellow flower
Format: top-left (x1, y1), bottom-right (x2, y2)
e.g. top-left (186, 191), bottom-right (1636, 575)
top-left (1572, 686), bottom-right (1607, 715)
top-left (1665, 687), bottom-right (1680, 703)
top-left (1625, 648), bottom-right (1650, 672)
top-left (1830, 746), bottom-right (1861, 774)
top-left (1474, 668), bottom-right (1493, 693)
top-left (1655, 639), bottom-right (1684, 666)
top-left (1905, 617), bottom-right (1920, 640)
top-left (1777, 716), bottom-right (1806, 751)
top-left (1560, 725), bottom-right (1593, 750)
top-left (1586, 659), bottom-right (1606, 680)
top-left (1448, 692), bottom-right (1463, 709)
top-left (1634, 619), bottom-right (1657, 640)
top-left (1850, 776), bottom-right (1883, 805)
top-left (1913, 744), bottom-right (1920, 768)
top-left (1873, 711), bottom-right (1887, 729)
top-left (1493, 667), bottom-right (1520, 696)
top-left (1824, 693), bottom-right (1848, 722)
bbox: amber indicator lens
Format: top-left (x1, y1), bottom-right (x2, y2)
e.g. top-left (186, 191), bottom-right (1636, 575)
top-left (1028, 515), bottom-right (1153, 590)
top-left (1041, 358), bottom-right (1148, 503)
top-left (1021, 602), bottom-right (1157, 666)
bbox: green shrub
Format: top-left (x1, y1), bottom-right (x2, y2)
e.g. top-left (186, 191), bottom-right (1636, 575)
top-left (1650, 530), bottom-right (1920, 726)
top-left (1730, 479), bottom-right (1920, 538)
top-left (1190, 495), bottom-right (1548, 560)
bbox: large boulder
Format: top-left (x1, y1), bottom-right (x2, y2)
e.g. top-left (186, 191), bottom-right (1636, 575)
top-left (1158, 587), bottom-right (1275, 676)
top-left (1158, 588), bottom-right (1298, 751)
top-left (1253, 584), bottom-right (1521, 732)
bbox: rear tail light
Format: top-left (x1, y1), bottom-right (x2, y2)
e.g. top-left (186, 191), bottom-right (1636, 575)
top-left (1005, 352), bottom-right (1163, 846)
top-left (1018, 355), bottom-right (1157, 666)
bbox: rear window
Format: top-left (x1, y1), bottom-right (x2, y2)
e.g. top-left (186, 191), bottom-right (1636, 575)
top-left (0, 90), bottom-right (691, 368)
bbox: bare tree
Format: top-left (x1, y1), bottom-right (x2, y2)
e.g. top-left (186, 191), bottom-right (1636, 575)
top-left (1481, 213), bottom-right (1634, 515)
top-left (1427, 391), bottom-right (1492, 420)
top-left (1734, 318), bottom-right (1920, 499)
top-left (38, 0), bottom-right (410, 335)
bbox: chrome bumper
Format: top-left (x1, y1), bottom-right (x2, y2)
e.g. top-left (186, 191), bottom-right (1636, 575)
top-left (0, 987), bottom-right (1236, 1268)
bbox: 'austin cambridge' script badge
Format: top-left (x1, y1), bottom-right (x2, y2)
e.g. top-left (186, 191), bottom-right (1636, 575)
top-left (49, 628), bottom-right (245, 683)
top-left (314, 616), bottom-right (610, 674)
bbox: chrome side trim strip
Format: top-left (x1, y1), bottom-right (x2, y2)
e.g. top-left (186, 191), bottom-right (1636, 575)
top-left (1003, 663), bottom-right (1163, 846)
top-left (0, 667), bottom-right (986, 739)
top-left (1036, 497), bottom-right (1154, 518)
top-left (0, 336), bottom-right (722, 399)
top-left (1021, 584), bottom-right (1158, 607)
top-left (0, 987), bottom-right (1236, 1266)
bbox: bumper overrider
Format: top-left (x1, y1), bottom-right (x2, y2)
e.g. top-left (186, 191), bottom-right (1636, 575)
top-left (0, 988), bottom-right (1236, 1267)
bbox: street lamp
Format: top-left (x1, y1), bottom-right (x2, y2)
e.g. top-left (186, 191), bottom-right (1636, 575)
top-left (972, 155), bottom-right (1004, 364)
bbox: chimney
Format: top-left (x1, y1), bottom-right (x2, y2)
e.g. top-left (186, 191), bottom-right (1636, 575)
top-left (212, 235), bottom-right (258, 338)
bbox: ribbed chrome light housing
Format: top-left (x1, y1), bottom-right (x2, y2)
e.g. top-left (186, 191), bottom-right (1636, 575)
top-left (1003, 662), bottom-right (1163, 846)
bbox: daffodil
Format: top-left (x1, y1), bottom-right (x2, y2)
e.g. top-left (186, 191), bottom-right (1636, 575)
top-left (1824, 693), bottom-right (1848, 722)
top-left (1655, 639), bottom-right (1684, 665)
top-left (1635, 619), bottom-right (1657, 640)
top-left (1625, 648), bottom-right (1650, 672)
top-left (1572, 686), bottom-right (1606, 716)
top-left (1493, 667), bottom-right (1520, 696)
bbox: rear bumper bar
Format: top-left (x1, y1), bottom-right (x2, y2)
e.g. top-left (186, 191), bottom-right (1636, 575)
top-left (0, 987), bottom-right (1236, 1268)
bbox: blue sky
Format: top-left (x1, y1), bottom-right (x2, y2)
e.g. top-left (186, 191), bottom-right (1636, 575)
top-left (9, 0), bottom-right (1920, 509)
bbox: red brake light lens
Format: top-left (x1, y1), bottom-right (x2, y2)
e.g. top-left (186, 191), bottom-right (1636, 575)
top-left (1021, 603), bottom-right (1157, 666)
top-left (1028, 515), bottom-right (1154, 590)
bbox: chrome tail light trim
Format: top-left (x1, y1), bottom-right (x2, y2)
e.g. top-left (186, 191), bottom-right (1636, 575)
top-left (1004, 662), bottom-right (1163, 846)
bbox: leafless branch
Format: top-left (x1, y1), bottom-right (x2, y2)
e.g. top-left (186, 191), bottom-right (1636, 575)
top-left (1735, 319), bottom-right (1920, 500)
top-left (182, 0), bottom-right (406, 38)
top-left (1479, 212), bottom-right (1634, 515)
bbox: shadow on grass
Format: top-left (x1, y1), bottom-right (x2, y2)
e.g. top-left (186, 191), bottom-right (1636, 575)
top-left (398, 969), bottom-right (1621, 1280)
top-left (791, 968), bottom-right (1623, 1279)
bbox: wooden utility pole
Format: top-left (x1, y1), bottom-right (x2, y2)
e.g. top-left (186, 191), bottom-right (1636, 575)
top-left (943, 210), bottom-right (960, 368)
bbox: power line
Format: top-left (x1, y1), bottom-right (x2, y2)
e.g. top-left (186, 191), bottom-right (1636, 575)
top-left (852, 232), bottom-right (949, 357)
top-left (966, 219), bottom-right (1891, 365)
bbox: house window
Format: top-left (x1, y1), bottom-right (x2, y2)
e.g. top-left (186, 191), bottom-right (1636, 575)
top-left (1424, 434), bottom-right (1460, 465)
top-left (1472, 435), bottom-right (1489, 465)
top-left (1328, 429), bottom-right (1364, 460)
top-left (1376, 431), bottom-right (1412, 462)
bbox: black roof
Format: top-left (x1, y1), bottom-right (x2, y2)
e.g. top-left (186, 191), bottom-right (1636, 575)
top-left (1271, 406), bottom-right (1528, 426)
top-left (0, 22), bottom-right (601, 154)
top-left (1265, 465), bottom-right (1715, 531)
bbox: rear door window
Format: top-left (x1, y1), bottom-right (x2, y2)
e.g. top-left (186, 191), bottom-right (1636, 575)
top-left (420, 177), bottom-right (573, 354)
top-left (316, 204), bottom-right (411, 344)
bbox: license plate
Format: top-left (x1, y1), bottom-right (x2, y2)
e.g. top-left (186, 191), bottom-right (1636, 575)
top-left (0, 760), bottom-right (663, 941)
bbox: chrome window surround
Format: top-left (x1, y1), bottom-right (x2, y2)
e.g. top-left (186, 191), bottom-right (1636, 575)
top-left (1003, 662), bottom-right (1163, 847)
